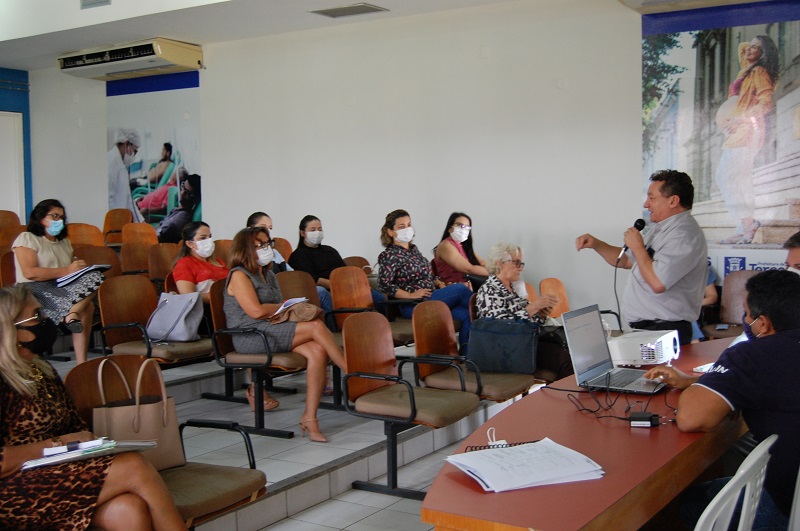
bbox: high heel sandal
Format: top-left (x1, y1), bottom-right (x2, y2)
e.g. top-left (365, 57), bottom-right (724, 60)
top-left (245, 385), bottom-right (280, 413)
top-left (299, 418), bottom-right (327, 443)
top-left (64, 312), bottom-right (83, 333)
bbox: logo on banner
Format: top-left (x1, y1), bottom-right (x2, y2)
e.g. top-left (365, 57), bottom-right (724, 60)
top-left (724, 257), bottom-right (746, 276)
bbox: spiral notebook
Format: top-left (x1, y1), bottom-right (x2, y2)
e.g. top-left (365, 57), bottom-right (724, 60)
top-left (22, 440), bottom-right (156, 470)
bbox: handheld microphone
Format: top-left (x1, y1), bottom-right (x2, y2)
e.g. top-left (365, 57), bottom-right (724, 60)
top-left (617, 218), bottom-right (646, 260)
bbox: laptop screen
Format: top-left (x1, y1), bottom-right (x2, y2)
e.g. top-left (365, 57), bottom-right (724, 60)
top-left (562, 305), bottom-right (615, 384)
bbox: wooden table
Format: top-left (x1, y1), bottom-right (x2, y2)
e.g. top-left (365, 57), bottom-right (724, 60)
top-left (421, 339), bottom-right (745, 531)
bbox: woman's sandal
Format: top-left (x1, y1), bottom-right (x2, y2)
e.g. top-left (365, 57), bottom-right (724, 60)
top-left (299, 417), bottom-right (327, 443)
top-left (64, 312), bottom-right (83, 334)
top-left (245, 385), bottom-right (280, 412)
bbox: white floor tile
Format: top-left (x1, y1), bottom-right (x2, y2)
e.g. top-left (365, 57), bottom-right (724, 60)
top-left (333, 490), bottom-right (401, 509)
top-left (291, 499), bottom-right (380, 529)
top-left (262, 518), bottom-right (340, 531)
top-left (256, 458), bottom-right (317, 484)
top-left (271, 444), bottom-right (354, 466)
top-left (344, 508), bottom-right (432, 531)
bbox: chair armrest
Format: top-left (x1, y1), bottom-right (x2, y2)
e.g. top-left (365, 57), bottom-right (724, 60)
top-left (342, 371), bottom-right (416, 423)
top-left (211, 327), bottom-right (274, 367)
top-left (103, 229), bottom-right (122, 245)
top-left (100, 322), bottom-right (152, 357)
top-left (401, 356), bottom-right (479, 393)
top-left (179, 419), bottom-right (256, 469)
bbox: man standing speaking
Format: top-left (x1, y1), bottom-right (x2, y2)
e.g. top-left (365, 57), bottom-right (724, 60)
top-left (576, 170), bottom-right (707, 345)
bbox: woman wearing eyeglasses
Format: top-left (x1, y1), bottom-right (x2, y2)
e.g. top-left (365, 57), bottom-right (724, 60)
top-left (475, 242), bottom-right (558, 322)
top-left (0, 285), bottom-right (185, 530)
top-left (224, 227), bottom-right (346, 442)
top-left (432, 212), bottom-right (488, 287)
top-left (11, 199), bottom-right (104, 364)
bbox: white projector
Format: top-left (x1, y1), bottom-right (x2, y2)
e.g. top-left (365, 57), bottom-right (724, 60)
top-left (607, 329), bottom-right (680, 366)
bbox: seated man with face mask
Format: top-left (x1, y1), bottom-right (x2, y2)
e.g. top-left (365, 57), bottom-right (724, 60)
top-left (644, 270), bottom-right (800, 529)
top-left (155, 172), bottom-right (201, 244)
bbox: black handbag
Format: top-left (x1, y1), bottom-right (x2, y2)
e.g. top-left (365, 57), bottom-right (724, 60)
top-left (467, 318), bottom-right (538, 374)
top-left (537, 325), bottom-right (574, 380)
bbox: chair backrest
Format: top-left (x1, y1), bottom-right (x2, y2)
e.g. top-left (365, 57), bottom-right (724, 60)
top-left (343, 255), bottom-right (372, 274)
top-left (273, 237), bottom-right (293, 261)
top-left (120, 241), bottom-right (153, 276)
top-left (63, 354), bottom-right (158, 427)
top-left (149, 242), bottom-right (180, 284)
top-left (330, 266), bottom-right (375, 328)
top-left (342, 312), bottom-right (397, 400)
top-left (0, 210), bottom-right (21, 228)
top-left (412, 300), bottom-right (457, 379)
top-left (276, 270), bottom-right (321, 306)
top-left (66, 222), bottom-right (104, 247)
top-left (694, 434), bottom-right (778, 531)
top-left (164, 271), bottom-right (177, 293)
top-left (0, 251), bottom-right (16, 288)
top-left (122, 222), bottom-right (158, 246)
top-left (103, 208), bottom-right (133, 245)
top-left (212, 239), bottom-right (232, 264)
top-left (524, 282), bottom-right (539, 301)
top-left (72, 245), bottom-right (123, 279)
top-left (208, 279), bottom-right (234, 356)
top-left (0, 225), bottom-right (26, 247)
top-left (719, 270), bottom-right (760, 324)
top-left (98, 275), bottom-right (159, 348)
top-left (538, 277), bottom-right (570, 318)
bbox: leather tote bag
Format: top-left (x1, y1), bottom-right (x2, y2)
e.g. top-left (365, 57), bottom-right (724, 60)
top-left (92, 358), bottom-right (185, 471)
top-left (145, 291), bottom-right (203, 342)
top-left (467, 318), bottom-right (539, 374)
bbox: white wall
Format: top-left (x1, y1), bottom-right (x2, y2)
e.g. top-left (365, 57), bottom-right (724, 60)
top-left (29, 0), bottom-right (646, 315)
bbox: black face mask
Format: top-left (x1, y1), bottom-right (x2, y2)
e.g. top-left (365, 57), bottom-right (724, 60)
top-left (17, 318), bottom-right (59, 355)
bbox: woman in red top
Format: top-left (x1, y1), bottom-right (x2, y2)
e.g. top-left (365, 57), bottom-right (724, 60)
top-left (432, 212), bottom-right (488, 286)
top-left (172, 221), bottom-right (229, 303)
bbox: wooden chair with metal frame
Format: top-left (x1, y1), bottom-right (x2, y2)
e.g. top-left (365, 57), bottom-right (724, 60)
top-left (0, 224), bottom-right (26, 250)
top-left (538, 277), bottom-right (570, 318)
top-left (63, 354), bottom-right (267, 529)
top-left (0, 250), bottom-right (16, 288)
top-left (66, 222), bottom-right (104, 247)
top-left (412, 300), bottom-right (538, 401)
top-left (0, 210), bottom-right (21, 229)
top-left (212, 239), bottom-right (233, 264)
top-left (329, 265), bottom-right (415, 347)
top-left (102, 208), bottom-right (133, 248)
top-left (149, 242), bottom-right (180, 293)
top-left (164, 271), bottom-right (178, 294)
top-left (272, 237), bottom-right (292, 262)
top-left (120, 241), bottom-right (152, 276)
top-left (343, 255), bottom-right (372, 274)
top-left (206, 279), bottom-right (307, 438)
top-left (97, 274), bottom-right (213, 367)
top-left (122, 222), bottom-right (158, 246)
top-left (700, 269), bottom-right (759, 341)
top-left (342, 311), bottom-right (480, 499)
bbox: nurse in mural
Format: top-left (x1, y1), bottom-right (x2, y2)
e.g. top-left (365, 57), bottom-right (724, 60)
top-left (715, 35), bottom-right (779, 244)
top-left (107, 128), bottom-right (144, 223)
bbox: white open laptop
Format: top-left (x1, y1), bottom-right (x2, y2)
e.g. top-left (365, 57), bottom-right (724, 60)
top-left (562, 305), bottom-right (665, 395)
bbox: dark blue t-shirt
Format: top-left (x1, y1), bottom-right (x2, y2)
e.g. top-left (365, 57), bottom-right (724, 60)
top-left (695, 329), bottom-right (800, 516)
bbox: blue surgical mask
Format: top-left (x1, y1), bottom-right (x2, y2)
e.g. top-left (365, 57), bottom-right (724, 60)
top-left (742, 312), bottom-right (760, 340)
top-left (46, 219), bottom-right (64, 237)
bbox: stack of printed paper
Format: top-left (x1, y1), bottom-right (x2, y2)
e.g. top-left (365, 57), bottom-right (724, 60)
top-left (446, 437), bottom-right (604, 492)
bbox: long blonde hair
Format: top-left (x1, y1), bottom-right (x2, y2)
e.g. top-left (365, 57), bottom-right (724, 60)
top-left (0, 285), bottom-right (54, 396)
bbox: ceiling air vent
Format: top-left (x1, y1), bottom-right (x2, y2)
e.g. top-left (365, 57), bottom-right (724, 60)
top-left (310, 3), bottom-right (388, 19)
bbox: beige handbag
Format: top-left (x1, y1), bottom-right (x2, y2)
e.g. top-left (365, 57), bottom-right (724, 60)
top-left (268, 302), bottom-right (323, 323)
top-left (92, 358), bottom-right (186, 471)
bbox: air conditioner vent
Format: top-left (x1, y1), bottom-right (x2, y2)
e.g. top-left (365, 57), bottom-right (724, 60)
top-left (310, 3), bottom-right (388, 19)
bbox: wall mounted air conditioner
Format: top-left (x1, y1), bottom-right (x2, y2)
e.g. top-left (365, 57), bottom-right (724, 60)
top-left (58, 38), bottom-right (203, 81)
top-left (618, 0), bottom-right (771, 15)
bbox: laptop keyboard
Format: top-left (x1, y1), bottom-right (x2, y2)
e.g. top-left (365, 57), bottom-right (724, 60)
top-left (591, 369), bottom-right (641, 388)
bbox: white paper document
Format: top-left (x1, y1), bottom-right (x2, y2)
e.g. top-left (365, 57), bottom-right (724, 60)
top-left (273, 297), bottom-right (308, 316)
top-left (23, 440), bottom-right (157, 470)
top-left (446, 437), bottom-right (604, 492)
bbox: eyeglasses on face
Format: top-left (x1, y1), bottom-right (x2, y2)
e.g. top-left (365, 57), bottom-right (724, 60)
top-left (255, 240), bottom-right (274, 250)
top-left (452, 222), bottom-right (471, 230)
top-left (45, 212), bottom-right (65, 221)
top-left (503, 259), bottom-right (525, 269)
top-left (15, 308), bottom-right (45, 327)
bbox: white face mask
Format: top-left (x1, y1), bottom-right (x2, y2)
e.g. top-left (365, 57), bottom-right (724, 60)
top-left (451, 227), bottom-right (470, 243)
top-left (123, 153), bottom-right (135, 167)
top-left (193, 238), bottom-right (215, 258)
top-left (304, 230), bottom-right (324, 247)
top-left (256, 247), bottom-right (274, 266)
top-left (394, 227), bottom-right (414, 243)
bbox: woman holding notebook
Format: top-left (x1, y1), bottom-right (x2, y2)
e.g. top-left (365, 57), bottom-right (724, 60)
top-left (11, 199), bottom-right (104, 364)
top-left (0, 284), bottom-right (184, 530)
